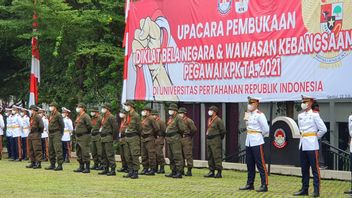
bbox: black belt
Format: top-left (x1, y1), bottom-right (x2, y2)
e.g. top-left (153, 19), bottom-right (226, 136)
top-left (91, 132), bottom-right (100, 136)
top-left (125, 132), bottom-right (139, 138)
top-left (207, 134), bottom-right (221, 139)
top-left (76, 131), bottom-right (90, 137)
top-left (141, 134), bottom-right (154, 138)
top-left (165, 132), bottom-right (179, 137)
top-left (100, 133), bottom-right (112, 137)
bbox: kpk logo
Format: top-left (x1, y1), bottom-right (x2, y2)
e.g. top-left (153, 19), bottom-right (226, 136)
top-left (235, 0), bottom-right (249, 14)
top-left (273, 129), bottom-right (287, 149)
top-left (217, 0), bottom-right (232, 15)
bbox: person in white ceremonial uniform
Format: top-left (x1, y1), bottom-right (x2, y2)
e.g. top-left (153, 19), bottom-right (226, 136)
top-left (5, 108), bottom-right (14, 159)
top-left (239, 96), bottom-right (269, 193)
top-left (0, 107), bottom-right (4, 160)
top-left (20, 108), bottom-right (30, 160)
top-left (293, 95), bottom-right (327, 197)
top-left (11, 106), bottom-right (23, 161)
top-left (39, 108), bottom-right (49, 161)
top-left (344, 113), bottom-right (352, 195)
top-left (61, 107), bottom-right (73, 163)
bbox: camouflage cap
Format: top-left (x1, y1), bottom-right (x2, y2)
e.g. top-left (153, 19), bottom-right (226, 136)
top-left (124, 101), bottom-right (135, 108)
top-left (209, 106), bottom-right (219, 113)
top-left (49, 102), bottom-right (59, 108)
top-left (151, 109), bottom-right (159, 115)
top-left (168, 103), bottom-right (178, 111)
top-left (143, 104), bottom-right (152, 111)
top-left (77, 103), bottom-right (86, 109)
top-left (102, 103), bottom-right (112, 111)
top-left (178, 107), bottom-right (187, 113)
top-left (89, 106), bottom-right (99, 112)
top-left (29, 105), bottom-right (39, 111)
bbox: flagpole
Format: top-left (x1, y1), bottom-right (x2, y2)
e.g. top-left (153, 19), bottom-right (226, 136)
top-left (121, 0), bottom-right (131, 105)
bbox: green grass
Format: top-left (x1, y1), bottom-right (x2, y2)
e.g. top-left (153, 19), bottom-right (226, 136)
top-left (0, 159), bottom-right (350, 198)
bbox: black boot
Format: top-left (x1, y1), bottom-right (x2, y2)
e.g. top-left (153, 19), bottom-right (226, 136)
top-left (256, 185), bottom-right (268, 192)
top-left (96, 164), bottom-right (104, 170)
top-left (145, 168), bottom-right (156, 176)
top-left (45, 163), bottom-right (56, 170)
top-left (214, 170), bottom-right (222, 178)
top-left (82, 162), bottom-right (90, 173)
top-left (239, 184), bottom-right (254, 190)
top-left (54, 164), bottom-right (63, 171)
top-left (172, 171), bottom-right (183, 179)
top-left (165, 171), bottom-right (176, 177)
top-left (158, 165), bottom-right (165, 174)
top-left (130, 170), bottom-right (139, 179)
top-left (123, 170), bottom-right (133, 178)
top-left (26, 162), bottom-right (35, 168)
top-left (293, 189), bottom-right (308, 196)
top-left (140, 168), bottom-right (148, 175)
top-left (204, 170), bottom-right (215, 178)
top-left (185, 168), bottom-right (192, 176)
top-left (344, 190), bottom-right (352, 194)
top-left (98, 166), bottom-right (109, 175)
top-left (33, 162), bottom-right (42, 169)
top-left (107, 165), bottom-right (116, 176)
top-left (312, 192), bottom-right (320, 197)
top-left (74, 163), bottom-right (84, 172)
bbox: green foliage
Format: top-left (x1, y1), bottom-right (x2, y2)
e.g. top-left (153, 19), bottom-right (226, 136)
top-left (0, 0), bottom-right (125, 113)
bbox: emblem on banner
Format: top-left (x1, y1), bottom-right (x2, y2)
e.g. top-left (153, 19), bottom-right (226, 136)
top-left (302, 0), bottom-right (352, 68)
top-left (234, 0), bottom-right (249, 14)
top-left (217, 0), bottom-right (232, 15)
top-left (273, 129), bottom-right (287, 149)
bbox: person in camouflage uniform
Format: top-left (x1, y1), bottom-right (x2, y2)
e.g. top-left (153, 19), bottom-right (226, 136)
top-left (45, 102), bottom-right (65, 171)
top-left (165, 103), bottom-right (186, 179)
top-left (89, 107), bottom-right (103, 170)
top-left (140, 105), bottom-right (159, 175)
top-left (204, 106), bottom-right (226, 178)
top-left (98, 103), bottom-right (118, 176)
top-left (73, 103), bottom-right (92, 174)
top-left (152, 109), bottom-right (166, 174)
top-left (123, 101), bottom-right (141, 179)
top-left (178, 107), bottom-right (197, 176)
top-left (117, 109), bottom-right (128, 173)
top-left (26, 105), bottom-right (44, 169)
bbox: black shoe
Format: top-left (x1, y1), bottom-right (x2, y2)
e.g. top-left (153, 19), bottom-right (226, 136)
top-left (204, 170), bottom-right (215, 178)
top-left (130, 170), bottom-right (139, 179)
top-left (214, 170), bottom-right (222, 178)
top-left (239, 184), bottom-right (254, 190)
top-left (344, 190), bottom-right (352, 194)
top-left (123, 170), bottom-right (133, 178)
top-left (98, 167), bottom-right (109, 175)
top-left (157, 166), bottom-right (165, 174)
top-left (82, 163), bottom-right (90, 174)
top-left (293, 189), bottom-right (308, 196)
top-left (145, 168), bottom-right (156, 176)
top-left (117, 167), bottom-right (128, 173)
top-left (172, 172), bottom-right (183, 179)
top-left (54, 164), bottom-right (63, 171)
top-left (165, 171), bottom-right (176, 177)
top-left (256, 185), bottom-right (268, 192)
top-left (185, 168), bottom-right (192, 176)
top-left (74, 163), bottom-right (84, 172)
top-left (107, 166), bottom-right (116, 176)
top-left (26, 162), bottom-right (35, 168)
top-left (140, 168), bottom-right (148, 175)
top-left (45, 163), bottom-right (56, 170)
top-left (96, 165), bottom-right (104, 170)
top-left (312, 191), bottom-right (320, 197)
top-left (33, 162), bottom-right (42, 169)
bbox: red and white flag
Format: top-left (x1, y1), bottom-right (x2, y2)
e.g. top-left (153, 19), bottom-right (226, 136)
top-left (29, 13), bottom-right (40, 106)
top-left (121, 0), bottom-right (131, 104)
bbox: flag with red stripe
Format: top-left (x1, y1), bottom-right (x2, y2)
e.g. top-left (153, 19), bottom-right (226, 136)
top-left (29, 13), bottom-right (40, 106)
